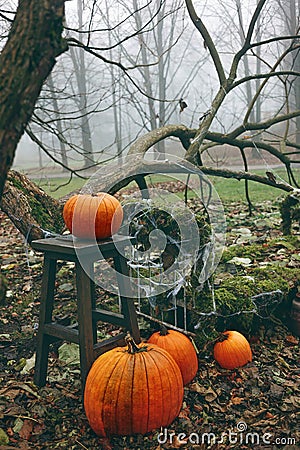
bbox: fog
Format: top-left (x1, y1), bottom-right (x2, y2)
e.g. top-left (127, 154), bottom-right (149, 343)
top-left (7, 0), bottom-right (299, 175)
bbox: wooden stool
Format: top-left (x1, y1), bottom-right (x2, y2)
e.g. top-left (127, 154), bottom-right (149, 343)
top-left (31, 235), bottom-right (140, 389)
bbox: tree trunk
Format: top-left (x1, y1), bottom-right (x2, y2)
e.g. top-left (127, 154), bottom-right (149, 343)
top-left (71, 0), bottom-right (94, 169)
top-left (0, 0), bottom-right (67, 198)
top-left (1, 171), bottom-right (64, 244)
top-left (0, 274), bottom-right (7, 305)
top-left (156, 0), bottom-right (166, 159)
top-left (47, 74), bottom-right (69, 170)
top-left (133, 0), bottom-right (157, 134)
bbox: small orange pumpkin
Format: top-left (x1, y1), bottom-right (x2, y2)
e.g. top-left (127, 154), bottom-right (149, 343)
top-left (63, 192), bottom-right (123, 239)
top-left (147, 326), bottom-right (198, 385)
top-left (213, 330), bottom-right (252, 370)
top-left (84, 336), bottom-right (184, 437)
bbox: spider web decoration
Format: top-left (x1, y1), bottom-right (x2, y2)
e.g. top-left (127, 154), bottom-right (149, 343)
top-left (19, 152), bottom-right (297, 340)
top-left (119, 173), bottom-right (285, 338)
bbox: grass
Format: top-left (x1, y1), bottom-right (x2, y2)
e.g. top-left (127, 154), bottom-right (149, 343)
top-left (32, 168), bottom-right (298, 204)
top-left (212, 168), bottom-right (298, 204)
top-left (33, 176), bottom-right (87, 199)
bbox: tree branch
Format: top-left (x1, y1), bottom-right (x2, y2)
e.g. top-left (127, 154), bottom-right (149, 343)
top-left (185, 0), bottom-right (226, 85)
top-left (230, 0), bottom-right (268, 80)
top-left (230, 70), bottom-right (300, 91)
top-left (128, 124), bottom-right (196, 155)
top-left (87, 158), bottom-right (294, 195)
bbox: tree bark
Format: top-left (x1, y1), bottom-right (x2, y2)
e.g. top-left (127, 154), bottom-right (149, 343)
top-left (1, 171), bottom-right (64, 244)
top-left (0, 0), bottom-right (67, 198)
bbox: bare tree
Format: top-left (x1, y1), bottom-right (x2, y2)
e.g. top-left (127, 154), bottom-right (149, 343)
top-left (0, 0), bottom-right (67, 197)
top-left (69, 0), bottom-right (95, 168)
top-left (47, 74), bottom-right (69, 169)
top-left (0, 0), bottom-right (67, 301)
top-left (1, 0), bottom-right (300, 240)
top-left (281, 0), bottom-right (300, 144)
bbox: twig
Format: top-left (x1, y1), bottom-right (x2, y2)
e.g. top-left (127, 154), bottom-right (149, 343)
top-left (136, 310), bottom-right (196, 337)
top-left (75, 439), bottom-right (89, 450)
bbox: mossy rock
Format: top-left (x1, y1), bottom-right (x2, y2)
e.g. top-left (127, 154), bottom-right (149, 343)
top-left (188, 263), bottom-right (300, 350)
top-left (124, 204), bottom-right (300, 350)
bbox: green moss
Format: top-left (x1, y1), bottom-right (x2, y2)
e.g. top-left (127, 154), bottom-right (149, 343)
top-left (188, 262), bottom-right (300, 350)
top-left (221, 243), bottom-right (266, 263)
top-left (250, 267), bottom-right (291, 290)
top-left (268, 235), bottom-right (300, 249)
top-left (28, 195), bottom-right (64, 233)
top-left (221, 235), bottom-right (300, 263)
top-left (9, 175), bottom-right (27, 192)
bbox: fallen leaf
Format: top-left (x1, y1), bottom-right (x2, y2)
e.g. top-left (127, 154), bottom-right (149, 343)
top-left (189, 383), bottom-right (207, 394)
top-left (19, 419), bottom-right (34, 440)
top-left (22, 283), bottom-right (32, 292)
top-left (193, 404), bottom-right (203, 413)
top-left (231, 396), bottom-right (243, 405)
top-left (20, 354), bottom-right (36, 375)
top-left (13, 418), bottom-right (23, 434)
top-left (243, 409), bottom-right (266, 419)
top-left (170, 435), bottom-right (188, 448)
top-left (285, 335), bottom-right (299, 345)
top-left (204, 387), bottom-right (218, 402)
top-left (0, 427), bottom-right (9, 445)
top-left (58, 342), bottom-right (80, 365)
top-left (0, 382), bottom-right (40, 400)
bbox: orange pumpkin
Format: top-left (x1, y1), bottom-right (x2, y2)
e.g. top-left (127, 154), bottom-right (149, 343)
top-left (84, 336), bottom-right (184, 437)
top-left (63, 193), bottom-right (123, 239)
top-left (147, 327), bottom-right (198, 385)
top-left (213, 330), bottom-right (252, 370)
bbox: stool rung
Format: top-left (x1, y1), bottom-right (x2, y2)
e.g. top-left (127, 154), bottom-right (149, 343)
top-left (92, 308), bottom-right (125, 327)
top-left (94, 332), bottom-right (127, 357)
top-left (44, 323), bottom-right (79, 344)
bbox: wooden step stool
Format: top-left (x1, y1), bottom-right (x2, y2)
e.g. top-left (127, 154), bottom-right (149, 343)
top-left (31, 235), bottom-right (140, 389)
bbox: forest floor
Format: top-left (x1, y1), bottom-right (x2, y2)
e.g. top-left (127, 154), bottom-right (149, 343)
top-left (0, 196), bottom-right (299, 450)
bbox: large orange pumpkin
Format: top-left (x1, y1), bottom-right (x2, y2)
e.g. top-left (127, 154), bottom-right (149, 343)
top-left (213, 330), bottom-right (252, 370)
top-left (84, 336), bottom-right (184, 437)
top-left (63, 193), bottom-right (123, 239)
top-left (147, 327), bottom-right (198, 385)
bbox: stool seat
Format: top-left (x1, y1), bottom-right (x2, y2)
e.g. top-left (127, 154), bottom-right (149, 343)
top-left (31, 235), bottom-right (140, 390)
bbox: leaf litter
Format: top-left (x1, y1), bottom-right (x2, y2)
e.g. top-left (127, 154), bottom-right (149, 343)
top-left (0, 201), bottom-right (299, 449)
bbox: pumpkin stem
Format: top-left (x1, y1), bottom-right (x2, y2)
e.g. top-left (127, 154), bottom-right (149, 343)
top-left (160, 325), bottom-right (170, 336)
top-left (125, 334), bottom-right (142, 354)
top-left (216, 332), bottom-right (229, 343)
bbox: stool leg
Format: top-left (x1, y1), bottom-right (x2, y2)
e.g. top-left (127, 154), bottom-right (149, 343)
top-left (89, 264), bottom-right (98, 345)
top-left (34, 256), bottom-right (57, 387)
top-left (113, 254), bottom-right (141, 344)
top-left (75, 263), bottom-right (95, 389)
